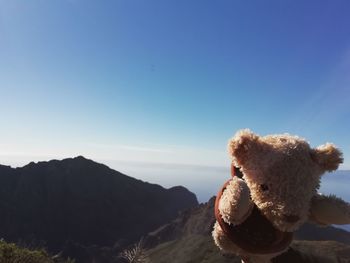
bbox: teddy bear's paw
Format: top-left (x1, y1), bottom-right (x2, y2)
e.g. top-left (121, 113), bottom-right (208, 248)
top-left (212, 221), bottom-right (244, 254)
top-left (309, 193), bottom-right (350, 225)
top-left (218, 177), bottom-right (254, 225)
top-left (213, 221), bottom-right (282, 263)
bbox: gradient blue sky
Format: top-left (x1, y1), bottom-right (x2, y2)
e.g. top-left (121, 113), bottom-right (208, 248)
top-left (1, 0), bottom-right (350, 168)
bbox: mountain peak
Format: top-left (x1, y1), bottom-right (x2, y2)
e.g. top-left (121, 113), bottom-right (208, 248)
top-left (72, 155), bottom-right (90, 162)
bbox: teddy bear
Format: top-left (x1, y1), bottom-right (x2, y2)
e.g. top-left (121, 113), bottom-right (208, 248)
top-left (212, 129), bottom-right (350, 263)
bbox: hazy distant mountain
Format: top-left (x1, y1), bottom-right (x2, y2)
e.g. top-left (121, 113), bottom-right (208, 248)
top-left (0, 156), bottom-right (198, 255)
top-left (145, 197), bottom-right (350, 263)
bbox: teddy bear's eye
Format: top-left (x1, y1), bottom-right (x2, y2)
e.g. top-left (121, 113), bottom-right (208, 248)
top-left (260, 184), bottom-right (269, 191)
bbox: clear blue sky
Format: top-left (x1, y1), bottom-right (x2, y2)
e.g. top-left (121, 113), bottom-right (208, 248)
top-left (1, 0), bottom-right (350, 168)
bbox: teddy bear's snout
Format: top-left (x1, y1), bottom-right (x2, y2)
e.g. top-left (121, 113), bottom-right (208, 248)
top-left (282, 214), bottom-right (300, 223)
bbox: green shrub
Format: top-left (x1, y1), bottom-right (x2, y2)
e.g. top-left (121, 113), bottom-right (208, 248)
top-left (0, 240), bottom-right (74, 263)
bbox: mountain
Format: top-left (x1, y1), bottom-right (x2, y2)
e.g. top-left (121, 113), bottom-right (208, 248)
top-left (145, 197), bottom-right (350, 263)
top-left (0, 156), bottom-right (198, 256)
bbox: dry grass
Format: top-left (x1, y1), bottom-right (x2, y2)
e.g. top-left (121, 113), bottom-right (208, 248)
top-left (119, 239), bottom-right (149, 263)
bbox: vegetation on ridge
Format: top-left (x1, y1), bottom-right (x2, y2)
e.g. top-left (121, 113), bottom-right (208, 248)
top-left (119, 239), bottom-right (149, 263)
top-left (0, 239), bottom-right (74, 263)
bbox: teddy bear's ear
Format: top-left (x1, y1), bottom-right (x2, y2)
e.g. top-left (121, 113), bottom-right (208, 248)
top-left (228, 129), bottom-right (259, 166)
top-left (310, 143), bottom-right (343, 172)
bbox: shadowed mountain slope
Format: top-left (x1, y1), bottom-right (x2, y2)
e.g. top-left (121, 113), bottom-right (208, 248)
top-left (0, 156), bottom-right (198, 253)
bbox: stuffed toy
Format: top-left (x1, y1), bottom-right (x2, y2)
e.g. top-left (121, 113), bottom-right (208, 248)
top-left (212, 129), bottom-right (350, 263)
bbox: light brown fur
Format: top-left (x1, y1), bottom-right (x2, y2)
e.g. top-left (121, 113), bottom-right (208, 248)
top-left (213, 129), bottom-right (350, 263)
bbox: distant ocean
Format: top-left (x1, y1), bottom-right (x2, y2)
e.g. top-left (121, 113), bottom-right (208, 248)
top-left (104, 160), bottom-right (350, 232)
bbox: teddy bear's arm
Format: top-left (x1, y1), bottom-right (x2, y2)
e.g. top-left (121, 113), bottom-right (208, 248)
top-left (309, 193), bottom-right (350, 226)
top-left (218, 176), bottom-right (254, 225)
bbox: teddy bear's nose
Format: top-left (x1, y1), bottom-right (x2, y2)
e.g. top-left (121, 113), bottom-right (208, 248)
top-left (283, 214), bottom-right (300, 223)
